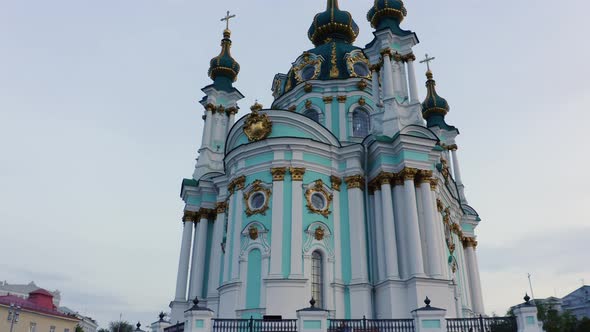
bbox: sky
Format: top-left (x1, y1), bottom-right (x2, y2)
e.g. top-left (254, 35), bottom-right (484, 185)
top-left (0, 0), bottom-right (589, 328)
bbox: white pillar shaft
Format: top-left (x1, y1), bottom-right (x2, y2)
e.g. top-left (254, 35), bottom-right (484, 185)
top-left (231, 190), bottom-right (243, 280)
top-left (373, 189), bottom-right (386, 281)
top-left (203, 110), bottom-right (213, 147)
top-left (269, 180), bottom-right (284, 276)
top-left (465, 246), bottom-right (485, 314)
top-left (190, 218), bottom-right (209, 299)
top-left (325, 101), bottom-right (333, 130)
top-left (174, 221), bottom-right (194, 301)
top-left (371, 70), bottom-right (380, 106)
top-left (187, 222), bottom-right (200, 299)
top-left (223, 195), bottom-right (235, 282)
top-left (333, 190), bottom-right (342, 280)
top-left (392, 61), bottom-right (402, 97)
top-left (213, 114), bottom-right (225, 146)
top-left (392, 184), bottom-right (408, 278)
top-left (208, 211), bottom-right (225, 296)
top-left (348, 188), bottom-right (368, 281)
top-left (290, 182), bottom-right (303, 277)
top-left (451, 150), bottom-right (463, 185)
top-left (407, 60), bottom-right (419, 103)
top-left (380, 183), bottom-right (400, 279)
top-left (382, 54), bottom-right (395, 100)
top-left (403, 180), bottom-right (425, 276)
top-left (400, 61), bottom-right (409, 99)
top-left (431, 192), bottom-right (450, 280)
top-left (227, 113), bottom-right (236, 136)
top-left (419, 182), bottom-right (443, 277)
top-left (338, 102), bottom-right (346, 140)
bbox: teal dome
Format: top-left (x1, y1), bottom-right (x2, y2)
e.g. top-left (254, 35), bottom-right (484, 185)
top-left (422, 71), bottom-right (454, 130)
top-left (367, 0), bottom-right (410, 35)
top-left (308, 0), bottom-right (360, 46)
top-left (208, 30), bottom-right (240, 91)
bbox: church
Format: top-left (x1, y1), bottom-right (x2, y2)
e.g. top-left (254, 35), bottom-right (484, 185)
top-left (169, 0), bottom-right (485, 323)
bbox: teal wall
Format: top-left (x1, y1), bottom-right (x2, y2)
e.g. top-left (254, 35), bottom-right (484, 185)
top-left (243, 172), bottom-right (273, 231)
top-left (246, 249), bottom-right (262, 309)
top-left (245, 153), bottom-right (274, 167)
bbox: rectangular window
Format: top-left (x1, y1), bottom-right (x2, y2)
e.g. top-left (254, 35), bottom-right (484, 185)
top-left (30, 322), bottom-right (37, 332)
top-left (64, 329), bottom-right (70, 332)
top-left (50, 326), bottom-right (56, 332)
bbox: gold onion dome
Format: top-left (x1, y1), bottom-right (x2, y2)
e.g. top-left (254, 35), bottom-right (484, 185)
top-left (367, 0), bottom-right (409, 34)
top-left (208, 29), bottom-right (240, 91)
top-left (308, 0), bottom-right (360, 46)
top-left (421, 71), bottom-right (454, 130)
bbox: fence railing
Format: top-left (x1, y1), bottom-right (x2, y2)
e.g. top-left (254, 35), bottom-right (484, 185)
top-left (446, 316), bottom-right (517, 332)
top-left (328, 318), bottom-right (415, 332)
top-left (213, 318), bottom-right (298, 332)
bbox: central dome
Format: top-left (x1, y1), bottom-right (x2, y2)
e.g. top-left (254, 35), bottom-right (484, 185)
top-left (308, 0), bottom-right (360, 46)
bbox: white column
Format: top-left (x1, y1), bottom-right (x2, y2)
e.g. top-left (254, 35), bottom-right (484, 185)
top-left (227, 108), bottom-right (237, 136)
top-left (331, 176), bottom-right (343, 281)
top-left (213, 113), bottom-right (225, 147)
top-left (338, 97), bottom-right (347, 140)
top-left (187, 220), bottom-right (200, 299)
top-left (190, 214), bottom-right (210, 299)
top-left (260, 255), bottom-right (270, 308)
top-left (392, 58), bottom-right (403, 98)
top-left (399, 58), bottom-right (409, 99)
top-left (289, 167), bottom-right (305, 278)
top-left (174, 218), bottom-right (194, 301)
top-left (381, 51), bottom-right (395, 101)
top-left (392, 179), bottom-right (408, 278)
top-left (373, 188), bottom-right (386, 282)
top-left (450, 148), bottom-right (463, 185)
top-left (418, 174), bottom-right (443, 278)
top-left (371, 66), bottom-right (381, 107)
top-left (345, 176), bottom-right (368, 281)
top-left (401, 169), bottom-right (425, 277)
top-left (323, 97), bottom-right (333, 131)
top-left (406, 56), bottom-right (419, 103)
top-left (207, 204), bottom-right (226, 298)
top-left (432, 195), bottom-right (450, 280)
top-left (269, 168), bottom-right (286, 277)
top-left (379, 176), bottom-right (399, 280)
top-left (223, 193), bottom-right (236, 282)
top-left (203, 109), bottom-right (214, 148)
top-left (231, 187), bottom-right (244, 280)
top-left (464, 240), bottom-right (485, 314)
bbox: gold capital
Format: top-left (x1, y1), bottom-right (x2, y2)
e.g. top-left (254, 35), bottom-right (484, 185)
top-left (416, 170), bottom-right (433, 184)
top-left (436, 199), bottom-right (444, 212)
top-left (330, 175), bottom-right (342, 191)
top-left (337, 95), bottom-right (347, 103)
top-left (462, 237), bottom-right (478, 248)
top-left (271, 167), bottom-right (287, 181)
top-left (289, 167), bottom-right (306, 181)
top-left (216, 201), bottom-right (228, 214)
top-left (401, 167), bottom-right (418, 181)
top-left (357, 80), bottom-right (368, 91)
top-left (323, 96), bottom-right (334, 104)
top-left (380, 48), bottom-right (393, 57)
top-left (344, 175), bottom-right (365, 190)
top-left (182, 210), bottom-right (198, 223)
top-left (430, 178), bottom-right (438, 191)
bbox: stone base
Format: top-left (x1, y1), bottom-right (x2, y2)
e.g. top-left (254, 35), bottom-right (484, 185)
top-left (169, 300), bottom-right (190, 325)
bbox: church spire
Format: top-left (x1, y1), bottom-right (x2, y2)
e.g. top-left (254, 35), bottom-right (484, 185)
top-left (307, 0), bottom-right (359, 46)
top-left (367, 0), bottom-right (410, 36)
top-left (208, 11), bottom-right (240, 92)
top-left (421, 69), bottom-right (453, 130)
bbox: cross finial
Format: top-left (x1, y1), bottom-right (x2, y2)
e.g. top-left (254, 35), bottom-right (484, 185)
top-left (221, 11), bottom-right (236, 31)
top-left (420, 53), bottom-right (436, 72)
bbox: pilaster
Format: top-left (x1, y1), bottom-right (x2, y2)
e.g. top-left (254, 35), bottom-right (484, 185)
top-left (401, 168), bottom-right (426, 277)
top-left (289, 167), bottom-right (306, 278)
top-left (269, 167), bottom-right (287, 277)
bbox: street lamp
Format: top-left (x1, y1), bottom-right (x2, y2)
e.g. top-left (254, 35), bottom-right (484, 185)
top-left (7, 303), bottom-right (21, 332)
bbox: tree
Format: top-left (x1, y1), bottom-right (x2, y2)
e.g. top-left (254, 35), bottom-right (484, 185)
top-left (75, 325), bottom-right (84, 332)
top-left (536, 302), bottom-right (589, 332)
top-left (97, 329), bottom-right (109, 332)
top-left (108, 321), bottom-right (134, 332)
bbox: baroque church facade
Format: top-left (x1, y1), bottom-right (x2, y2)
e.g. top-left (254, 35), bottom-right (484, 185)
top-left (169, 0), bottom-right (485, 323)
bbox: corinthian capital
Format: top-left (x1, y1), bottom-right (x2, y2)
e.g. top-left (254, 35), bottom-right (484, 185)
top-left (344, 175), bottom-right (365, 190)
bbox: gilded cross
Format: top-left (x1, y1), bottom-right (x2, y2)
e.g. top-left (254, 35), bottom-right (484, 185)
top-left (420, 53), bottom-right (436, 71)
top-left (221, 11), bottom-right (236, 30)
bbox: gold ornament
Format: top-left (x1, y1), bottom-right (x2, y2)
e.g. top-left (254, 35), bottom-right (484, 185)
top-left (330, 42), bottom-right (340, 78)
top-left (304, 82), bottom-right (313, 93)
top-left (323, 96), bottom-right (334, 104)
top-left (216, 201), bottom-right (228, 214)
top-left (330, 175), bottom-right (342, 191)
top-left (289, 167), bottom-right (306, 181)
top-left (243, 108), bottom-right (272, 142)
top-left (344, 175), bottom-right (365, 190)
top-left (357, 79), bottom-right (368, 90)
top-left (270, 167), bottom-right (287, 181)
top-left (337, 95), bottom-right (347, 103)
top-left (248, 225), bottom-right (259, 240)
top-left (244, 180), bottom-right (271, 217)
top-left (305, 180), bottom-right (333, 218)
top-left (358, 97), bottom-right (366, 106)
top-left (314, 226), bottom-right (325, 241)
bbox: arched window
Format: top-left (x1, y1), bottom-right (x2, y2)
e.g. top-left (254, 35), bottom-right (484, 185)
top-left (352, 109), bottom-right (370, 137)
top-left (304, 109), bottom-right (320, 123)
top-left (311, 251), bottom-right (323, 308)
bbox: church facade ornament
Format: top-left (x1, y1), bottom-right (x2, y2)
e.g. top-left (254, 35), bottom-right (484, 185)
top-left (303, 221), bottom-right (334, 259)
top-left (330, 175), bottom-right (342, 191)
top-left (289, 167), bottom-right (306, 181)
top-left (243, 180), bottom-right (272, 217)
top-left (304, 179), bottom-right (333, 218)
top-left (216, 201), bottom-right (228, 214)
top-left (270, 167), bottom-right (287, 181)
top-left (344, 175), bottom-right (365, 189)
top-left (243, 104), bottom-right (272, 142)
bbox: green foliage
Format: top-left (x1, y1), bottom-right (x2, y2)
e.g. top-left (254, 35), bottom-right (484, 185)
top-left (75, 325), bottom-right (84, 332)
top-left (108, 321), bottom-right (134, 332)
top-left (97, 329), bottom-right (110, 332)
top-left (536, 302), bottom-right (589, 332)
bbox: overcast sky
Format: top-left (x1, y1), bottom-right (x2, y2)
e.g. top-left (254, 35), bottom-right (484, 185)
top-left (1, 0), bottom-right (589, 328)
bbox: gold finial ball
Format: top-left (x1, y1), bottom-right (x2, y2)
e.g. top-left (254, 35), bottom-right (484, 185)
top-left (223, 29), bottom-right (231, 39)
top-left (250, 101), bottom-right (263, 112)
top-left (426, 70), bottom-right (434, 79)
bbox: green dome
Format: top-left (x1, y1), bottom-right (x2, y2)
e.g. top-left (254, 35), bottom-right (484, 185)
top-left (208, 30), bottom-right (240, 91)
top-left (367, 0), bottom-right (410, 35)
top-left (422, 71), bottom-right (454, 130)
top-left (308, 0), bottom-right (360, 46)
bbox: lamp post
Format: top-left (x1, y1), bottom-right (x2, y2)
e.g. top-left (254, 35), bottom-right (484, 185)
top-left (7, 303), bottom-right (21, 332)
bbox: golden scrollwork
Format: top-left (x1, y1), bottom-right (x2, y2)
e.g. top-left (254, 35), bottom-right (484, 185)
top-left (293, 52), bottom-right (322, 83)
top-left (304, 82), bottom-right (313, 93)
top-left (305, 99), bottom-right (313, 109)
top-left (440, 159), bottom-right (450, 181)
top-left (337, 95), bottom-right (347, 103)
top-left (369, 63), bottom-right (381, 72)
top-left (430, 178), bottom-right (439, 191)
top-left (380, 48), bottom-right (393, 58)
top-left (228, 175), bottom-right (246, 194)
top-left (314, 226), bottom-right (325, 241)
top-left (248, 225), bottom-right (259, 240)
top-left (357, 79), bottom-right (368, 90)
top-left (330, 42), bottom-right (340, 79)
top-left (289, 167), bottom-right (306, 181)
top-left (345, 50), bottom-right (371, 79)
top-left (393, 52), bottom-right (403, 62)
top-left (330, 175), bottom-right (342, 191)
top-left (462, 237), bottom-right (478, 248)
top-left (344, 175), bottom-right (365, 190)
top-left (270, 167), bottom-right (287, 181)
top-left (323, 96), bottom-right (334, 104)
top-left (416, 170), bottom-right (433, 184)
top-left (358, 97), bottom-right (366, 106)
top-left (216, 201), bottom-right (228, 214)
top-left (375, 172), bottom-right (393, 186)
top-left (436, 199), bottom-right (444, 212)
top-left (403, 53), bottom-right (416, 62)
top-left (288, 105), bottom-right (297, 112)
top-left (182, 210), bottom-right (199, 222)
top-left (226, 107), bottom-right (239, 116)
top-left (305, 179), bottom-right (333, 218)
top-left (244, 180), bottom-right (271, 217)
top-left (243, 107), bottom-right (272, 142)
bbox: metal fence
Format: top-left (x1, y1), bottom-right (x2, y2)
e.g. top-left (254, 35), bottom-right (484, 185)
top-left (212, 318), bottom-right (298, 332)
top-left (446, 316), bottom-right (517, 332)
top-left (328, 318), bottom-right (415, 332)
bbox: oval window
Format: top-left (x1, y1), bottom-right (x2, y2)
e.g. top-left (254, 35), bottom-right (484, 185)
top-left (353, 62), bottom-right (369, 77)
top-left (250, 192), bottom-right (266, 210)
top-left (311, 192), bottom-right (327, 210)
top-left (301, 64), bottom-right (317, 81)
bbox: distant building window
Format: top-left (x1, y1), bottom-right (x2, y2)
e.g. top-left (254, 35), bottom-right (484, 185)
top-left (311, 251), bottom-right (323, 308)
top-left (352, 109), bottom-right (370, 137)
top-left (50, 327), bottom-right (56, 332)
top-left (64, 329), bottom-right (70, 332)
top-left (29, 322), bottom-right (37, 332)
top-left (303, 109), bottom-right (320, 123)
